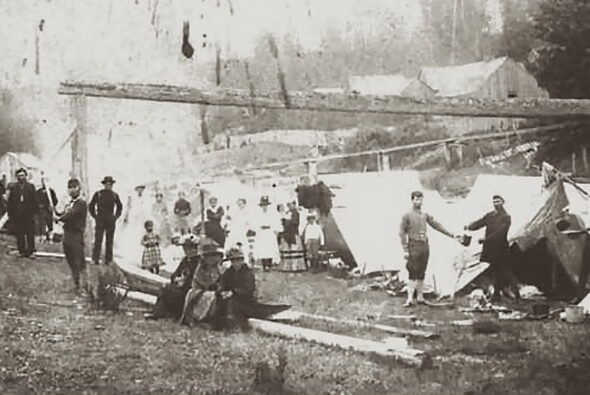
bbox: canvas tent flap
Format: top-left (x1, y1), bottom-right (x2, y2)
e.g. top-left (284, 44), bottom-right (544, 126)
top-left (510, 179), bottom-right (590, 289)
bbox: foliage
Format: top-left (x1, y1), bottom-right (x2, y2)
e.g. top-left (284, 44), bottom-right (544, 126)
top-left (530, 0), bottom-right (590, 98)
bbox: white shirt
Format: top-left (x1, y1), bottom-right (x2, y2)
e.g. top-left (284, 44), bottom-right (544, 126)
top-left (304, 223), bottom-right (324, 245)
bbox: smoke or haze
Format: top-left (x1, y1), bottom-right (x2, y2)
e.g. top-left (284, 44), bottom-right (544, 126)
top-left (0, 89), bottom-right (37, 158)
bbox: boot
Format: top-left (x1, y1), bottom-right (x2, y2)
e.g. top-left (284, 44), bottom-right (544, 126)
top-left (404, 281), bottom-right (415, 307)
top-left (416, 280), bottom-right (426, 304)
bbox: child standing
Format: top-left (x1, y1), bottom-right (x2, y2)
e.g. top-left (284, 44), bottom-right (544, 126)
top-left (141, 220), bottom-right (165, 274)
top-left (303, 213), bottom-right (324, 273)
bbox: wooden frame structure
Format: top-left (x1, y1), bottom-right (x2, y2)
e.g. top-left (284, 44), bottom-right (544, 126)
top-left (59, 80), bottom-right (590, 196)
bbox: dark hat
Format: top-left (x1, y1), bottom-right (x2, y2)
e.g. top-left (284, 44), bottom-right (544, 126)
top-left (226, 247), bottom-right (245, 260)
top-left (101, 176), bottom-right (116, 184)
top-left (197, 237), bottom-right (224, 256)
top-left (492, 195), bottom-right (505, 203)
top-left (259, 196), bottom-right (271, 206)
top-left (15, 168), bottom-right (27, 176)
top-left (135, 185), bottom-right (146, 191)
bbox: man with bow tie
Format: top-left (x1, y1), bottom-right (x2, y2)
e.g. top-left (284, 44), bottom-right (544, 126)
top-left (55, 178), bottom-right (89, 294)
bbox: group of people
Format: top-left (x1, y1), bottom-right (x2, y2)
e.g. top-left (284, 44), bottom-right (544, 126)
top-left (3, 167), bottom-right (521, 310)
top-left (1, 168), bottom-right (59, 258)
top-left (400, 191), bottom-right (518, 306)
top-left (148, 237), bottom-right (290, 330)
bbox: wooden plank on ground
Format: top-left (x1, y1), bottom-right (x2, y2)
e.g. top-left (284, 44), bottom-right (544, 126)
top-left (299, 312), bottom-right (439, 339)
top-left (58, 81), bottom-right (590, 119)
top-left (248, 318), bottom-right (427, 368)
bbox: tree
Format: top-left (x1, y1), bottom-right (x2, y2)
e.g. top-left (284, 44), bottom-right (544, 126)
top-left (531, 0), bottom-right (590, 98)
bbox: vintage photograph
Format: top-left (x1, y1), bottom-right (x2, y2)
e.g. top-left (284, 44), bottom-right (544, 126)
top-left (0, 0), bottom-right (589, 394)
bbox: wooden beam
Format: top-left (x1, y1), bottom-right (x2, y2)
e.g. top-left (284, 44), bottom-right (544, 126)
top-left (58, 81), bottom-right (590, 119)
top-left (248, 318), bottom-right (428, 367)
top-left (299, 313), bottom-right (438, 339)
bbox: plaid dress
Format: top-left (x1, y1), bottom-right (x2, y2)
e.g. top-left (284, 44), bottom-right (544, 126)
top-left (141, 232), bottom-right (165, 270)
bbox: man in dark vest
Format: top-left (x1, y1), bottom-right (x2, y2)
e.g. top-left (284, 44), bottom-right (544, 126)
top-left (89, 176), bottom-right (123, 265)
top-left (36, 179), bottom-right (58, 242)
top-left (56, 178), bottom-right (88, 293)
top-left (465, 195), bottom-right (519, 301)
top-left (7, 168), bottom-right (37, 257)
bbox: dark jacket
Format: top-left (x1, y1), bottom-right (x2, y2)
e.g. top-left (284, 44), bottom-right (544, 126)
top-left (59, 198), bottom-right (87, 233)
top-left (89, 189), bottom-right (122, 223)
top-left (36, 187), bottom-right (58, 210)
top-left (282, 208), bottom-right (300, 245)
top-left (467, 208), bottom-right (511, 264)
top-left (7, 181), bottom-right (37, 220)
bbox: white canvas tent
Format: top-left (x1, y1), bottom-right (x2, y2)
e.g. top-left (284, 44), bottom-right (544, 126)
top-left (0, 152), bottom-right (42, 184)
top-left (319, 171), bottom-right (466, 295)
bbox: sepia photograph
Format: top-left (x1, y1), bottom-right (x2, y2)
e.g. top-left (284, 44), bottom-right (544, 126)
top-left (0, 0), bottom-right (589, 394)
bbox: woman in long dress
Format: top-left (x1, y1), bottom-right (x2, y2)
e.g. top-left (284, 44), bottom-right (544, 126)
top-left (205, 197), bottom-right (225, 246)
top-left (252, 196), bottom-right (281, 271)
top-left (223, 198), bottom-right (251, 254)
top-left (152, 191), bottom-right (171, 246)
top-left (277, 201), bottom-right (306, 272)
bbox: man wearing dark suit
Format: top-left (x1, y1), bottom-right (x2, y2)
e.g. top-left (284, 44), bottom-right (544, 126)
top-left (36, 180), bottom-right (59, 242)
top-left (7, 168), bottom-right (37, 257)
top-left (56, 178), bottom-right (88, 293)
top-left (89, 176), bottom-right (122, 265)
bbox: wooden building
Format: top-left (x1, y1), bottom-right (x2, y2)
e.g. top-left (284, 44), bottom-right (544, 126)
top-left (418, 57), bottom-right (549, 135)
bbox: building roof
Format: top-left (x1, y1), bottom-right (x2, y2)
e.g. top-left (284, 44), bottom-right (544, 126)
top-left (419, 57), bottom-right (509, 97)
top-left (348, 74), bottom-right (416, 95)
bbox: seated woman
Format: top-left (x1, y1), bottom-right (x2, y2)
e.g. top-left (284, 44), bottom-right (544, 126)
top-left (179, 237), bottom-right (224, 326)
top-left (147, 235), bottom-right (200, 320)
top-left (213, 247), bottom-right (290, 330)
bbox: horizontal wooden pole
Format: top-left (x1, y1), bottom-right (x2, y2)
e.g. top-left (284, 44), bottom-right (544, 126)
top-left (58, 81), bottom-right (590, 119)
top-left (245, 122), bottom-right (576, 171)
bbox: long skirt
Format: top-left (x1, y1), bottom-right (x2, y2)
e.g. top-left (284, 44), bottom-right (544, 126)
top-left (277, 235), bottom-right (306, 272)
top-left (253, 228), bottom-right (280, 264)
top-left (182, 289), bottom-right (217, 326)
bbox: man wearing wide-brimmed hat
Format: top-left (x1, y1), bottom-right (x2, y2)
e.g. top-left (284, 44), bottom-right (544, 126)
top-left (252, 195), bottom-right (281, 271)
top-left (89, 176), bottom-right (123, 265)
top-left (179, 237), bottom-right (224, 326)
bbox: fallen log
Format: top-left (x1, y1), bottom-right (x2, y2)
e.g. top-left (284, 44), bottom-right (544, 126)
top-left (248, 318), bottom-right (428, 368)
top-left (33, 251), bottom-right (92, 263)
top-left (115, 287), bottom-right (158, 305)
top-left (299, 312), bottom-right (439, 339)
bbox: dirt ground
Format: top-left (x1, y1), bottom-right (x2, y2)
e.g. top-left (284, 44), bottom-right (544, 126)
top-left (1, 235), bottom-right (590, 395)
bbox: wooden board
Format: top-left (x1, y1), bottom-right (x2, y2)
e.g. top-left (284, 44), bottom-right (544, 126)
top-left (59, 82), bottom-right (590, 119)
top-left (248, 318), bottom-right (427, 367)
top-left (298, 312), bottom-right (438, 339)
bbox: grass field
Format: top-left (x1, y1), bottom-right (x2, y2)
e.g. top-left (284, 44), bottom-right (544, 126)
top-left (1, 235), bottom-right (589, 394)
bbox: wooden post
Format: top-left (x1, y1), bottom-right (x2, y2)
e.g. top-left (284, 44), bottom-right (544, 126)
top-left (382, 152), bottom-right (391, 171)
top-left (306, 159), bottom-right (318, 183)
top-left (443, 143), bottom-right (452, 169)
top-left (70, 94), bottom-right (94, 291)
top-left (452, 143), bottom-right (464, 168)
top-left (572, 151), bottom-right (577, 175)
top-left (583, 147), bottom-right (588, 173)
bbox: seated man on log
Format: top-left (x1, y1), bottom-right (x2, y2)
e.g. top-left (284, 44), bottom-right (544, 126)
top-left (179, 237), bottom-right (224, 326)
top-left (147, 234), bottom-right (200, 320)
top-left (212, 247), bottom-right (290, 330)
